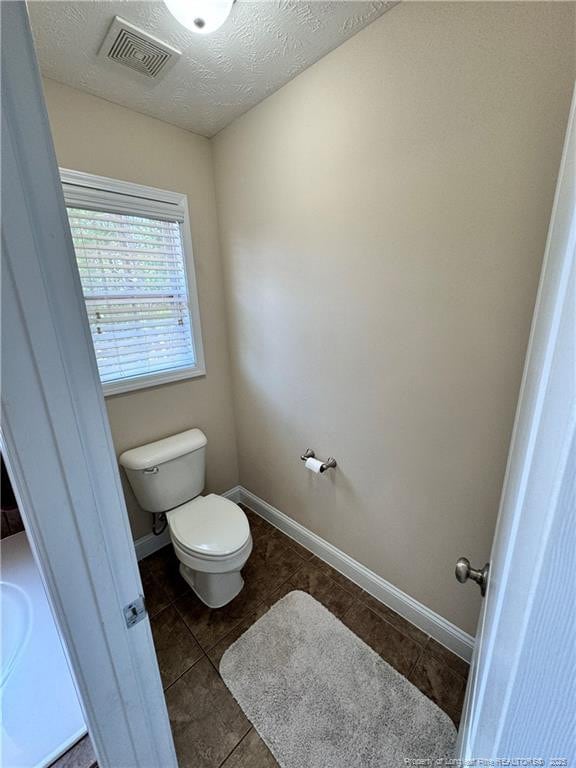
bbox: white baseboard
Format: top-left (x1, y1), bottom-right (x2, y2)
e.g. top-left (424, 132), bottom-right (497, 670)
top-left (134, 528), bottom-right (171, 561)
top-left (134, 486), bottom-right (243, 561)
top-left (237, 486), bottom-right (475, 663)
top-left (222, 485), bottom-right (243, 503)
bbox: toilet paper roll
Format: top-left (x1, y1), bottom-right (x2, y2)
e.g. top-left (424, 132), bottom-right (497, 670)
top-left (305, 457), bottom-right (324, 474)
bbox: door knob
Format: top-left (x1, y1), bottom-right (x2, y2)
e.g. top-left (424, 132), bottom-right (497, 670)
top-left (455, 557), bottom-right (490, 597)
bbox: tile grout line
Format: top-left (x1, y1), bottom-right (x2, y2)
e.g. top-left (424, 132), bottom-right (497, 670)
top-left (308, 556), bottom-right (432, 652)
top-left (357, 597), bottom-right (430, 649)
top-left (216, 725), bottom-right (255, 768)
top-left (162, 649), bottom-right (208, 694)
top-left (202, 570), bottom-right (307, 675)
top-left (168, 556), bottom-right (306, 670)
top-left (406, 637), bottom-right (430, 680)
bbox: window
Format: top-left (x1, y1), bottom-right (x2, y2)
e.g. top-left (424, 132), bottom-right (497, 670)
top-left (61, 169), bottom-right (205, 396)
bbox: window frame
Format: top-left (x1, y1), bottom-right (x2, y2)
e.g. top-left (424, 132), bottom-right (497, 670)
top-left (60, 168), bottom-right (206, 397)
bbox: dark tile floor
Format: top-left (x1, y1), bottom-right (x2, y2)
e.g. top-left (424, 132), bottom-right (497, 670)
top-left (52, 503), bottom-right (468, 768)
top-left (50, 734), bottom-right (97, 768)
top-left (144, 504), bottom-right (469, 768)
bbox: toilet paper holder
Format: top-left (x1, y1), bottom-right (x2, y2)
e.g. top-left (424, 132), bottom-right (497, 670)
top-left (300, 448), bottom-right (337, 473)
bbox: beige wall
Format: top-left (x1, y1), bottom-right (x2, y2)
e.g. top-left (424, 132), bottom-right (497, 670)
top-left (43, 78), bottom-right (239, 540)
top-left (213, 2), bottom-right (575, 634)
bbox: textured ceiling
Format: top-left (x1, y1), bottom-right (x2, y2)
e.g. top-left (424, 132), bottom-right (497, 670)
top-left (29, 1), bottom-right (397, 137)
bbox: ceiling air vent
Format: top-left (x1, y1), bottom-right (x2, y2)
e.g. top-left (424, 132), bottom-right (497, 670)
top-left (99, 17), bottom-right (181, 80)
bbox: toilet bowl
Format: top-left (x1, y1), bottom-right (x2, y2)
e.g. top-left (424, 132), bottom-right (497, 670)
top-left (167, 494), bottom-right (252, 608)
top-left (119, 429), bottom-right (252, 608)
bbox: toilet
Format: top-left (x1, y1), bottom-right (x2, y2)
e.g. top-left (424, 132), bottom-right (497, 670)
top-left (119, 429), bottom-right (252, 608)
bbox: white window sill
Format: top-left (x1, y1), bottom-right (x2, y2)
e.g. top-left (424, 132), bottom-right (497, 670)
top-left (102, 366), bottom-right (206, 397)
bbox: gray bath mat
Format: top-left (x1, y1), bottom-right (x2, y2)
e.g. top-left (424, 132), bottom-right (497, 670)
top-left (220, 591), bottom-right (456, 768)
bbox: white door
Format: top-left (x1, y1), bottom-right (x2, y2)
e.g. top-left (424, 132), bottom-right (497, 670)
top-left (457, 84), bottom-right (575, 761)
top-left (1, 4), bottom-right (178, 766)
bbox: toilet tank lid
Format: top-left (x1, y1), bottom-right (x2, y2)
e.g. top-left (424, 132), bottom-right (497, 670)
top-left (119, 428), bottom-right (207, 471)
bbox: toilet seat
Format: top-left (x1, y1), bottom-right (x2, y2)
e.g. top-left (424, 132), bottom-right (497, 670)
top-left (167, 494), bottom-right (250, 558)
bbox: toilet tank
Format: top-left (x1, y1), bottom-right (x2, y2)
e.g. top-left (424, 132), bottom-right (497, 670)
top-left (119, 429), bottom-right (207, 513)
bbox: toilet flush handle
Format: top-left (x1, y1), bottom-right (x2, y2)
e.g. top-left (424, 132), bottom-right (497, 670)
top-left (143, 466), bottom-right (159, 474)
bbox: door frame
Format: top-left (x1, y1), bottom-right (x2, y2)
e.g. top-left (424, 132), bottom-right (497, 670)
top-left (1, 4), bottom-right (178, 766)
top-left (457, 83), bottom-right (575, 757)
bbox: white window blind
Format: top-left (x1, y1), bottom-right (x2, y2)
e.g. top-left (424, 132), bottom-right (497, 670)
top-left (66, 206), bottom-right (198, 389)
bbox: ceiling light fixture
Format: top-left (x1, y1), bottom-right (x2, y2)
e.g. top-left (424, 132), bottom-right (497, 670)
top-left (164, 0), bottom-right (234, 35)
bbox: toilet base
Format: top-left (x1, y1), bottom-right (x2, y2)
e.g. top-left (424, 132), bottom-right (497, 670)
top-left (179, 562), bottom-right (245, 609)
